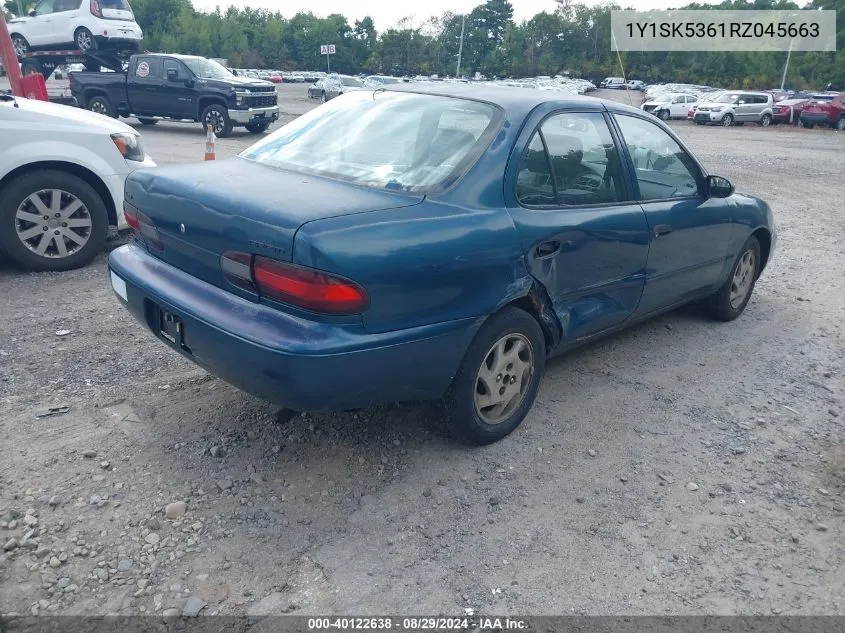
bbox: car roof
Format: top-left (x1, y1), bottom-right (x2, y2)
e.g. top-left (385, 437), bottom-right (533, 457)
top-left (385, 82), bottom-right (644, 120)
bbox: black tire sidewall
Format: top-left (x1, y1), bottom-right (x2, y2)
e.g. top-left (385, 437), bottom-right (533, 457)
top-left (201, 104), bottom-right (233, 137)
top-left (76, 28), bottom-right (97, 50)
top-left (446, 307), bottom-right (546, 445)
top-left (708, 236), bottom-right (761, 321)
top-left (0, 170), bottom-right (109, 272)
top-left (722, 114), bottom-right (733, 126)
top-left (88, 96), bottom-right (114, 118)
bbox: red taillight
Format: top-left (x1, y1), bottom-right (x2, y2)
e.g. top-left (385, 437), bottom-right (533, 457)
top-left (123, 201), bottom-right (162, 250)
top-left (253, 256), bottom-right (368, 314)
top-left (90, 0), bottom-right (102, 18)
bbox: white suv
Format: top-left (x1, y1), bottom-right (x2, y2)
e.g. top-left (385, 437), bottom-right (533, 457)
top-left (0, 93), bottom-right (155, 271)
top-left (8, 0), bottom-right (143, 56)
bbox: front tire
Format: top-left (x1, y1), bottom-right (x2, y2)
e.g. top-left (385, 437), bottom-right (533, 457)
top-left (720, 113), bottom-right (734, 127)
top-left (245, 121), bottom-right (271, 134)
top-left (445, 307), bottom-right (546, 445)
top-left (0, 170), bottom-right (109, 272)
top-left (706, 235), bottom-right (761, 321)
top-left (200, 103), bottom-right (233, 137)
top-left (75, 27), bottom-right (97, 51)
top-left (88, 95), bottom-right (115, 118)
top-left (11, 34), bottom-right (29, 58)
top-left (137, 118), bottom-right (158, 125)
top-left (657, 109), bottom-right (670, 120)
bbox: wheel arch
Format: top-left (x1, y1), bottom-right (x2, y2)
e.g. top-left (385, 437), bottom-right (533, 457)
top-left (83, 88), bottom-right (111, 107)
top-left (496, 281), bottom-right (562, 354)
top-left (750, 227), bottom-right (772, 275)
top-left (197, 96), bottom-right (228, 121)
top-left (0, 161), bottom-right (118, 227)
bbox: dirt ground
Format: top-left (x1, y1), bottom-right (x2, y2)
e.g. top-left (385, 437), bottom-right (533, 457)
top-left (0, 84), bottom-right (843, 619)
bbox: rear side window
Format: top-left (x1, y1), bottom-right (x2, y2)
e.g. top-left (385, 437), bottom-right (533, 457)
top-left (134, 57), bottom-right (161, 79)
top-left (516, 112), bottom-right (626, 207)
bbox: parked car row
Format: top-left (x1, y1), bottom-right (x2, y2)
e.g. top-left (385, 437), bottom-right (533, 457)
top-left (640, 85), bottom-right (844, 130)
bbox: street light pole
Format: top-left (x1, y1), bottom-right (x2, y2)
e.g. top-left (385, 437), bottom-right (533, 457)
top-left (780, 39), bottom-right (793, 92)
top-left (456, 14), bottom-right (465, 78)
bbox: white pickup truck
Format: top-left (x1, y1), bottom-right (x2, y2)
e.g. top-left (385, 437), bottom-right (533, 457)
top-left (0, 93), bottom-right (154, 271)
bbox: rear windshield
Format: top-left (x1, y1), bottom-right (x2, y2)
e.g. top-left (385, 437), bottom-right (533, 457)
top-left (241, 91), bottom-right (501, 194)
top-left (340, 77), bottom-right (364, 87)
top-left (101, 0), bottom-right (132, 8)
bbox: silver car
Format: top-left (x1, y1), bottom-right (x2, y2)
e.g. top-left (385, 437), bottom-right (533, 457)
top-left (308, 75), bottom-right (367, 102)
top-left (693, 91), bottom-right (775, 127)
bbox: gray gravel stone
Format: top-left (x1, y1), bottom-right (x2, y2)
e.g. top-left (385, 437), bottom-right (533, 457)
top-left (165, 501), bottom-right (187, 519)
top-left (117, 559), bottom-right (132, 572)
top-left (182, 596), bottom-right (206, 617)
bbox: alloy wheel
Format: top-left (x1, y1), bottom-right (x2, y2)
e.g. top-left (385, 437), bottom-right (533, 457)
top-left (204, 110), bottom-right (225, 134)
top-left (729, 250), bottom-right (756, 309)
top-left (12, 36), bottom-right (27, 57)
top-left (15, 189), bottom-right (93, 259)
top-left (90, 100), bottom-right (108, 115)
top-left (76, 30), bottom-right (93, 51)
top-left (474, 333), bottom-right (534, 425)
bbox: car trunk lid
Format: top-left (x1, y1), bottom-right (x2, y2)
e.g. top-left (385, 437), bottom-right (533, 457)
top-left (124, 157), bottom-right (423, 297)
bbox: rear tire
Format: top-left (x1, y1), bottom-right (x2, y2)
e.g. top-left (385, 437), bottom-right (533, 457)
top-left (759, 113), bottom-right (772, 127)
top-left (75, 27), bottom-right (96, 51)
top-left (88, 95), bottom-right (115, 118)
top-left (137, 118), bottom-right (158, 125)
top-left (0, 170), bottom-right (109, 272)
top-left (706, 236), bottom-right (761, 322)
top-left (445, 307), bottom-right (546, 445)
top-left (836, 117), bottom-right (845, 131)
top-left (200, 103), bottom-right (233, 137)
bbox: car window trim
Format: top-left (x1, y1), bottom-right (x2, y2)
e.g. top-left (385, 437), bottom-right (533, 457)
top-left (515, 108), bottom-right (633, 212)
top-left (608, 111), bottom-right (708, 203)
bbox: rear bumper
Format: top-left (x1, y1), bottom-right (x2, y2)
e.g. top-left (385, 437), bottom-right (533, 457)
top-left (228, 106), bottom-right (280, 124)
top-left (799, 113), bottom-right (833, 125)
top-left (108, 244), bottom-right (479, 411)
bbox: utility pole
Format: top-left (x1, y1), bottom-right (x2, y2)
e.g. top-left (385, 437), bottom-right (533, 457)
top-left (456, 14), bottom-right (465, 78)
top-left (780, 39), bottom-right (793, 92)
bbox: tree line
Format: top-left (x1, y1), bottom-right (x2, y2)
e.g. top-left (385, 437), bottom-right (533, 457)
top-left (4, 0), bottom-right (843, 89)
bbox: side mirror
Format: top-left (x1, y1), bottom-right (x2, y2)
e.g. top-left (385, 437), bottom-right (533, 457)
top-left (707, 175), bottom-right (734, 198)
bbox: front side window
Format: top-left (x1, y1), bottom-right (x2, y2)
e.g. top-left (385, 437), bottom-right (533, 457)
top-left (134, 57), bottom-right (162, 79)
top-left (614, 114), bottom-right (701, 201)
top-left (241, 91), bottom-right (500, 194)
top-left (517, 111), bottom-right (625, 207)
top-left (34, 0), bottom-right (56, 16)
top-left (181, 58), bottom-right (233, 80)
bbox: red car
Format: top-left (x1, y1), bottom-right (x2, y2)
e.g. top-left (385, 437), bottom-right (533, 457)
top-left (773, 98), bottom-right (810, 124)
top-left (800, 93), bottom-right (845, 130)
top-left (269, 74), bottom-right (282, 84)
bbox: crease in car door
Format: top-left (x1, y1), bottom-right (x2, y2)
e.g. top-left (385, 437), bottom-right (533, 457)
top-left (612, 113), bottom-right (734, 316)
top-left (506, 110), bottom-right (650, 342)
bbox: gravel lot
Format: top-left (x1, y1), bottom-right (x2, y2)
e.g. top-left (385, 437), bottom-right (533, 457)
top-left (1, 84), bottom-right (843, 619)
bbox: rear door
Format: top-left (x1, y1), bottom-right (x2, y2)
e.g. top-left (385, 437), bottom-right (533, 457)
top-left (505, 108), bottom-right (650, 343)
top-left (611, 113), bottom-right (733, 315)
top-left (127, 56), bottom-right (163, 116)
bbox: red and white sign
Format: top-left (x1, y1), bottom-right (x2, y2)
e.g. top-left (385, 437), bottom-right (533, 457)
top-left (328, 44), bottom-right (336, 54)
top-left (320, 45), bottom-right (328, 55)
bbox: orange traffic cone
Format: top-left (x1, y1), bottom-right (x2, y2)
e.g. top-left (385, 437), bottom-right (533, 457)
top-left (204, 124), bottom-right (216, 161)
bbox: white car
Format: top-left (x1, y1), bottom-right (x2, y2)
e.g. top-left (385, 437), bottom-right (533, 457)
top-left (8, 0), bottom-right (143, 56)
top-left (641, 93), bottom-right (699, 120)
top-left (0, 93), bottom-right (155, 271)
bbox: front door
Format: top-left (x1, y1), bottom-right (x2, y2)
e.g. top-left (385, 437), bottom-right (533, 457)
top-left (162, 58), bottom-right (196, 119)
top-left (506, 110), bottom-right (650, 344)
top-left (734, 94), bottom-right (759, 122)
top-left (611, 113), bottom-right (734, 316)
top-left (24, 0), bottom-right (58, 46)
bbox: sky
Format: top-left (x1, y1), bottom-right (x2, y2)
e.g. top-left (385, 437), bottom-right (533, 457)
top-left (188, 0), bottom-right (725, 31)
